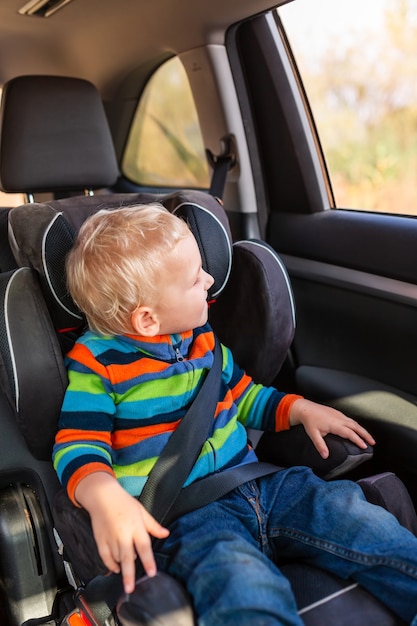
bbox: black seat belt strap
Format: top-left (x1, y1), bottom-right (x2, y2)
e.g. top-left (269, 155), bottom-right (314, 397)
top-left (206, 134), bottom-right (236, 200)
top-left (164, 462), bottom-right (280, 526)
top-left (139, 340), bottom-right (223, 524)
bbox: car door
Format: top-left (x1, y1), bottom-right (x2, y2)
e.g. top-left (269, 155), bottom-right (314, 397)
top-left (227, 4), bottom-right (417, 495)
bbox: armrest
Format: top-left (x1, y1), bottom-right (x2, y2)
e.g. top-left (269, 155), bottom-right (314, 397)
top-left (254, 425), bottom-right (373, 480)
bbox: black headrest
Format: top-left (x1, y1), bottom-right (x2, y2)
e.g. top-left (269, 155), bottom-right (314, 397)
top-left (0, 75), bottom-right (119, 193)
top-left (8, 190), bottom-right (232, 334)
top-left (209, 240), bottom-right (296, 384)
top-left (164, 191), bottom-right (232, 299)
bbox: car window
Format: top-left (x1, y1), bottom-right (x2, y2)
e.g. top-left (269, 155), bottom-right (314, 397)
top-left (122, 57), bottom-right (210, 189)
top-left (279, 0), bottom-right (417, 216)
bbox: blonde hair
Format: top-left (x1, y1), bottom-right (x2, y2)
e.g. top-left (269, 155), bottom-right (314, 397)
top-left (66, 203), bottom-right (190, 335)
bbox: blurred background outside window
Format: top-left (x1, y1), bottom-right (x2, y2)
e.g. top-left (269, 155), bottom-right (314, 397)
top-left (279, 0), bottom-right (417, 215)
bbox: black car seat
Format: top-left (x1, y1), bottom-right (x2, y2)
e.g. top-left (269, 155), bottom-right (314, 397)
top-left (0, 73), bottom-right (404, 626)
top-left (6, 192), bottom-right (407, 626)
top-left (0, 73), bottom-right (148, 625)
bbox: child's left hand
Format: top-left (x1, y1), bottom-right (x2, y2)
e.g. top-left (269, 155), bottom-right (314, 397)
top-left (289, 398), bottom-right (376, 459)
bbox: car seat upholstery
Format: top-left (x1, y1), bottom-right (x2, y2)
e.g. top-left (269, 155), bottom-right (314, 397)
top-left (7, 190), bottom-right (296, 383)
top-left (6, 192), bottom-right (402, 626)
top-left (0, 73), bottom-right (399, 625)
top-left (0, 269), bottom-right (67, 625)
top-left (7, 190), bottom-right (296, 381)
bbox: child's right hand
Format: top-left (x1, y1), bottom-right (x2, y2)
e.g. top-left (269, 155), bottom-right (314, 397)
top-left (289, 398), bottom-right (375, 459)
top-left (75, 472), bottom-right (169, 594)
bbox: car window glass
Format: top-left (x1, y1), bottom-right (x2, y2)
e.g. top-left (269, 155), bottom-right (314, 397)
top-left (279, 0), bottom-right (417, 215)
top-left (122, 57), bottom-right (209, 189)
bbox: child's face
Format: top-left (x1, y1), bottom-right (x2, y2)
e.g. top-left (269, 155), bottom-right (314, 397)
top-left (155, 232), bottom-right (214, 335)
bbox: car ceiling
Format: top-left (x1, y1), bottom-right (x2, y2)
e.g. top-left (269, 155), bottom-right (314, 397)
top-left (0, 0), bottom-right (290, 99)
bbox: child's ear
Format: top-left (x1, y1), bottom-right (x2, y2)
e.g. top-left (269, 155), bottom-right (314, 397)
top-left (131, 306), bottom-right (161, 337)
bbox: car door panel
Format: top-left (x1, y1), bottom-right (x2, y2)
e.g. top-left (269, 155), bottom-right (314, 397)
top-left (268, 209), bottom-right (417, 480)
top-left (231, 11), bottom-right (417, 481)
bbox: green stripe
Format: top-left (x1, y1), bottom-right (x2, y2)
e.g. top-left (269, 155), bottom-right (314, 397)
top-left (236, 384), bottom-right (263, 425)
top-left (114, 369), bottom-right (204, 403)
top-left (68, 370), bottom-right (107, 394)
top-left (114, 456), bottom-right (157, 478)
top-left (206, 416), bottom-right (237, 452)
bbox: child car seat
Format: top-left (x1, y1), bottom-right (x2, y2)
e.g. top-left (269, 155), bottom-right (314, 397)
top-left (6, 192), bottom-right (403, 626)
top-left (0, 73), bottom-right (403, 625)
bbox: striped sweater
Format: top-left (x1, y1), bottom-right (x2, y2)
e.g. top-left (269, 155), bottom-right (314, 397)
top-left (53, 323), bottom-right (300, 505)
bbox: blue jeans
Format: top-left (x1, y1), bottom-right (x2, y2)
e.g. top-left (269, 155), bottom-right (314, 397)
top-left (155, 466), bottom-right (417, 626)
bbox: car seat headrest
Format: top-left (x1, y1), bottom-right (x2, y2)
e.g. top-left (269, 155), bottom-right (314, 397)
top-left (209, 240), bottom-right (296, 385)
top-left (0, 75), bottom-right (119, 193)
top-left (168, 198), bottom-right (232, 299)
top-left (8, 191), bottom-right (233, 335)
top-left (8, 202), bottom-right (83, 333)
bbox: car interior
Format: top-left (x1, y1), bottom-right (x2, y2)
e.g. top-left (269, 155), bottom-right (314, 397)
top-left (0, 0), bottom-right (416, 625)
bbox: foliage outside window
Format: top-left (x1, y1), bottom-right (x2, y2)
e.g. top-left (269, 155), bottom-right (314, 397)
top-left (123, 57), bottom-right (209, 189)
top-left (280, 0), bottom-right (417, 215)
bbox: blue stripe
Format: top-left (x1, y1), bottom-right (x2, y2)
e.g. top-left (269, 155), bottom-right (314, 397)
top-left (113, 432), bottom-right (171, 465)
top-left (60, 453), bottom-right (112, 485)
top-left (59, 410), bottom-right (114, 430)
top-left (115, 408), bottom-right (185, 429)
top-left (118, 475), bottom-right (147, 494)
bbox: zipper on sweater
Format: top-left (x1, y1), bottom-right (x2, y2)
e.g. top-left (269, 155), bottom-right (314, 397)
top-left (174, 346), bottom-right (184, 362)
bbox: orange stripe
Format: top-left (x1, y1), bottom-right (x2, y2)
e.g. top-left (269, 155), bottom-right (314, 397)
top-left (68, 343), bottom-right (110, 379)
top-left (231, 372), bottom-right (252, 401)
top-left (109, 357), bottom-right (169, 384)
top-left (55, 429), bottom-right (112, 446)
top-left (68, 463), bottom-right (115, 505)
top-left (112, 419), bottom-right (180, 449)
top-left (125, 330), bottom-right (193, 344)
top-left (214, 389), bottom-right (233, 417)
top-left (188, 330), bottom-right (215, 360)
top-left (275, 394), bottom-right (303, 431)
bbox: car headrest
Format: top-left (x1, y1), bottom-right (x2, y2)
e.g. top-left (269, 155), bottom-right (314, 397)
top-left (163, 192), bottom-right (232, 299)
top-left (7, 190), bottom-right (233, 335)
top-left (209, 240), bottom-right (296, 384)
top-left (0, 75), bottom-right (119, 194)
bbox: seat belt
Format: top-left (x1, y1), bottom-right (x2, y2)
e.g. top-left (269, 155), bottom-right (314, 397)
top-left (139, 340), bottom-right (223, 524)
top-left (206, 134), bottom-right (236, 201)
top-left (140, 339), bottom-right (280, 526)
top-left (164, 461), bottom-right (280, 527)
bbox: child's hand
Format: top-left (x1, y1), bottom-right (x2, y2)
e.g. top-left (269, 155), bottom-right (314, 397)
top-left (289, 398), bottom-right (376, 459)
top-left (75, 473), bottom-right (169, 594)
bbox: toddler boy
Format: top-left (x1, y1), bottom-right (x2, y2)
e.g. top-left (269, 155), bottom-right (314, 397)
top-left (53, 203), bottom-right (417, 626)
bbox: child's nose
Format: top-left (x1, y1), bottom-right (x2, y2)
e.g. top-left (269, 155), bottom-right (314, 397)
top-left (205, 271), bottom-right (214, 289)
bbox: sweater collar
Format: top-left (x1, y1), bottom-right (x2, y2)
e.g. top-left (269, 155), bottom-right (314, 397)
top-left (119, 329), bottom-right (194, 361)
